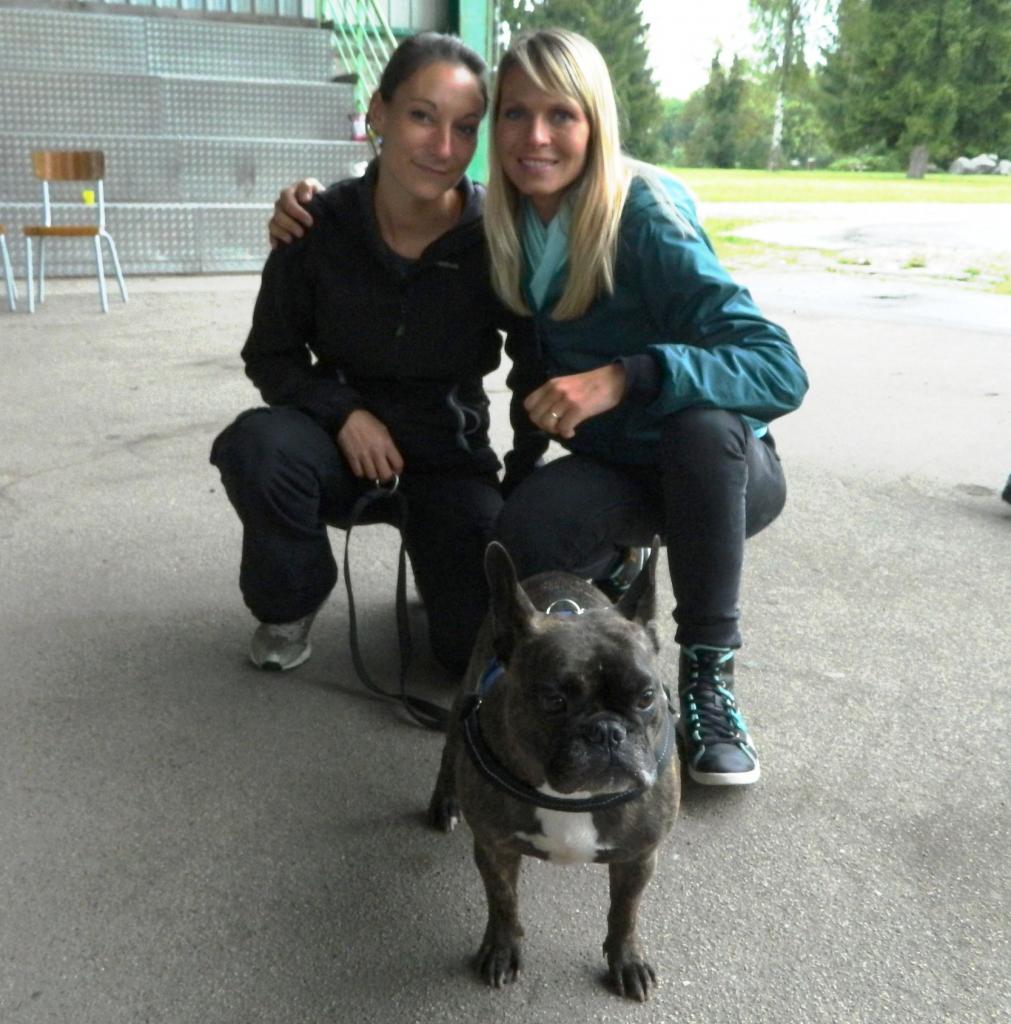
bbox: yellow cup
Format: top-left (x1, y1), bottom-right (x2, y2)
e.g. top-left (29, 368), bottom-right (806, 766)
top-left (81, 189), bottom-right (95, 206)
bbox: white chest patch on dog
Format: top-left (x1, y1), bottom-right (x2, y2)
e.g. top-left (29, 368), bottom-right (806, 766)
top-left (513, 785), bottom-right (612, 864)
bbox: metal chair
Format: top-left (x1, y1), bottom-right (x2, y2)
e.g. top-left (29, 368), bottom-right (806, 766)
top-left (23, 150), bottom-right (128, 314)
top-left (0, 226), bottom-right (15, 310)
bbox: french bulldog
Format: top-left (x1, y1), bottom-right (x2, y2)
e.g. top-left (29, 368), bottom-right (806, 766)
top-left (428, 540), bottom-right (679, 1001)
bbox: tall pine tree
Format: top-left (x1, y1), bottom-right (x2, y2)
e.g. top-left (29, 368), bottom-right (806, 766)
top-left (819, 0), bottom-right (1011, 174)
top-left (685, 53), bottom-right (755, 167)
top-left (498, 0), bottom-right (665, 160)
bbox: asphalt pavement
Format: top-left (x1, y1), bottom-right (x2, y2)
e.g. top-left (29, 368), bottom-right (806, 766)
top-left (1, 254), bottom-right (1008, 1024)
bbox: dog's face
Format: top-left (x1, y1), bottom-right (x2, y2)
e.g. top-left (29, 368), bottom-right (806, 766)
top-left (485, 543), bottom-right (665, 796)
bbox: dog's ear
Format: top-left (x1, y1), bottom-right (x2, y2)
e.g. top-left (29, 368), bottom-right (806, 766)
top-left (614, 537), bottom-right (660, 649)
top-left (485, 541), bottom-right (537, 664)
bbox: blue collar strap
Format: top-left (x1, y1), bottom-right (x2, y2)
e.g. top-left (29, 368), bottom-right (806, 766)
top-left (459, 658), bottom-right (676, 814)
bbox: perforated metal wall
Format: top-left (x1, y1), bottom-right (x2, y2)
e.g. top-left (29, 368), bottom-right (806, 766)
top-left (0, 4), bottom-right (374, 276)
top-left (80, 1), bottom-right (311, 18)
top-left (1, 136), bottom-right (369, 203)
top-left (0, 7), bottom-right (331, 83)
top-left (1, 73), bottom-right (163, 137)
top-left (0, 71), bottom-right (355, 141)
top-left (0, 139), bottom-right (367, 275)
top-left (0, 202), bottom-right (273, 274)
top-left (163, 78), bottom-right (351, 140)
top-left (146, 18), bottom-right (332, 82)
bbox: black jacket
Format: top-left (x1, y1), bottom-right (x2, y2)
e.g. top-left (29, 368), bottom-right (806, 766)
top-left (242, 162), bottom-right (541, 479)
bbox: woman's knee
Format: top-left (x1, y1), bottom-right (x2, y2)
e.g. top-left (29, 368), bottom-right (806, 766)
top-left (659, 407), bottom-right (748, 458)
top-left (495, 490), bottom-right (557, 577)
top-left (496, 460), bottom-right (642, 579)
top-left (212, 407), bottom-right (324, 481)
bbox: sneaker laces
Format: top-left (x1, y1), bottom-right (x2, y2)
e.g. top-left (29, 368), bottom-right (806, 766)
top-left (682, 648), bottom-right (749, 745)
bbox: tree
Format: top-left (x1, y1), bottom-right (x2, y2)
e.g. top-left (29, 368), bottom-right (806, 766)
top-left (656, 97), bottom-right (688, 164)
top-left (819, 0), bottom-right (1011, 175)
top-left (749, 0), bottom-right (834, 169)
top-left (954, 0), bottom-right (1011, 156)
top-left (498, 0), bottom-right (665, 160)
top-left (683, 53), bottom-right (767, 168)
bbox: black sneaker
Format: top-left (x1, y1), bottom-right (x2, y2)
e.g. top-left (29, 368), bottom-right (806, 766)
top-left (678, 646), bottom-right (760, 786)
top-left (597, 547), bottom-right (649, 602)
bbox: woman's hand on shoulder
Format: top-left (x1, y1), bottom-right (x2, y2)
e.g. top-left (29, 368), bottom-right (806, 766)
top-left (267, 178), bottom-right (325, 249)
top-left (337, 410), bottom-right (405, 483)
top-left (523, 365), bottom-right (627, 440)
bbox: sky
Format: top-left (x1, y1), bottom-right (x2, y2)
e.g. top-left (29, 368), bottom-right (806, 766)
top-left (641, 0), bottom-right (756, 99)
top-left (641, 0), bottom-right (835, 100)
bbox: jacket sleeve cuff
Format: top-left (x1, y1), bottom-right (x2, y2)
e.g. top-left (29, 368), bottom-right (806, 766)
top-left (616, 354), bottom-right (663, 406)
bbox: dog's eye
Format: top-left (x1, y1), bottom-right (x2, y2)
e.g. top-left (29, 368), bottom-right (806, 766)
top-left (635, 689), bottom-right (655, 710)
top-left (539, 693), bottom-right (566, 715)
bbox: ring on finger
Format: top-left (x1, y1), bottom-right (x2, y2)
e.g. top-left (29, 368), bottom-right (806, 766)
top-left (549, 409), bottom-right (561, 420)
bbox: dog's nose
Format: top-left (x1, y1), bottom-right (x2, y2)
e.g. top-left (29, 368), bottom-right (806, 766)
top-left (587, 719), bottom-right (626, 749)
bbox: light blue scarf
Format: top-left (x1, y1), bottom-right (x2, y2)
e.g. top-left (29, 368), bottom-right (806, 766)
top-left (521, 199), bottom-right (572, 312)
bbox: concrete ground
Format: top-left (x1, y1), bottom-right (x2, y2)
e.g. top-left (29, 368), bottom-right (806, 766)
top-left (708, 200), bottom-right (1011, 288)
top-left (1, 250), bottom-right (1009, 1024)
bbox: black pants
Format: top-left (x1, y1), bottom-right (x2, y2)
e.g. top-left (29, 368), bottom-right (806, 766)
top-left (496, 408), bottom-right (787, 650)
top-left (210, 406), bottom-right (502, 674)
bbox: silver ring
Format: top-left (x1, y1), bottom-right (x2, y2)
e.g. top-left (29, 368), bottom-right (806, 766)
top-left (373, 473), bottom-right (400, 493)
top-left (550, 410), bottom-right (561, 419)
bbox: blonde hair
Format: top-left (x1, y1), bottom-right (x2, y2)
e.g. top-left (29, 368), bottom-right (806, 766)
top-left (485, 29), bottom-right (630, 321)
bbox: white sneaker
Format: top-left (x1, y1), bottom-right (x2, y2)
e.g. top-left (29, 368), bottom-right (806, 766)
top-left (249, 612), bottom-right (317, 671)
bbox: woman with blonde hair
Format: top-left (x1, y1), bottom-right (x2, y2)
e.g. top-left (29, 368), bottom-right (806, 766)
top-left (488, 28), bottom-right (809, 786)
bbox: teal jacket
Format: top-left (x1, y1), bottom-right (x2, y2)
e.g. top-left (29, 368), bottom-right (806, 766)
top-left (506, 174), bottom-right (809, 473)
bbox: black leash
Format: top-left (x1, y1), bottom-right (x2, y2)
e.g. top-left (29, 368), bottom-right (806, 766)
top-left (341, 478), bottom-right (449, 731)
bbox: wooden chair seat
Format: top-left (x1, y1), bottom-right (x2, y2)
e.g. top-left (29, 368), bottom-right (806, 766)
top-left (24, 225), bottom-right (101, 238)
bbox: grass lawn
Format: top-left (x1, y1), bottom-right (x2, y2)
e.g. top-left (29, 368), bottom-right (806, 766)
top-left (662, 167), bottom-right (1011, 204)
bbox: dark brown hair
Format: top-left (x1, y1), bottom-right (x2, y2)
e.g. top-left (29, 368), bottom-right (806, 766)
top-left (376, 32), bottom-right (488, 112)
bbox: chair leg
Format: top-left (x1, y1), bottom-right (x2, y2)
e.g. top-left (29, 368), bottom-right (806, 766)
top-left (0, 236), bottom-right (15, 311)
top-left (38, 237), bottom-right (46, 305)
top-left (25, 237), bottom-right (35, 314)
top-left (92, 235), bottom-right (109, 314)
top-left (102, 232), bottom-right (128, 303)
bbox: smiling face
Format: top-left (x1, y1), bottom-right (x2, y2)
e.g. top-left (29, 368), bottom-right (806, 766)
top-left (369, 60), bottom-right (486, 206)
top-left (494, 65), bottom-right (591, 222)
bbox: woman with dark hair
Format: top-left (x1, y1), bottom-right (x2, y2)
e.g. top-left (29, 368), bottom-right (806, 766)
top-left (211, 33), bottom-right (534, 676)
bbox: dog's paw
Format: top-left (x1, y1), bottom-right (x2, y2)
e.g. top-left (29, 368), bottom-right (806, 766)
top-left (427, 790), bottom-right (461, 833)
top-left (605, 944), bottom-right (658, 1002)
top-left (476, 936), bottom-right (522, 988)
